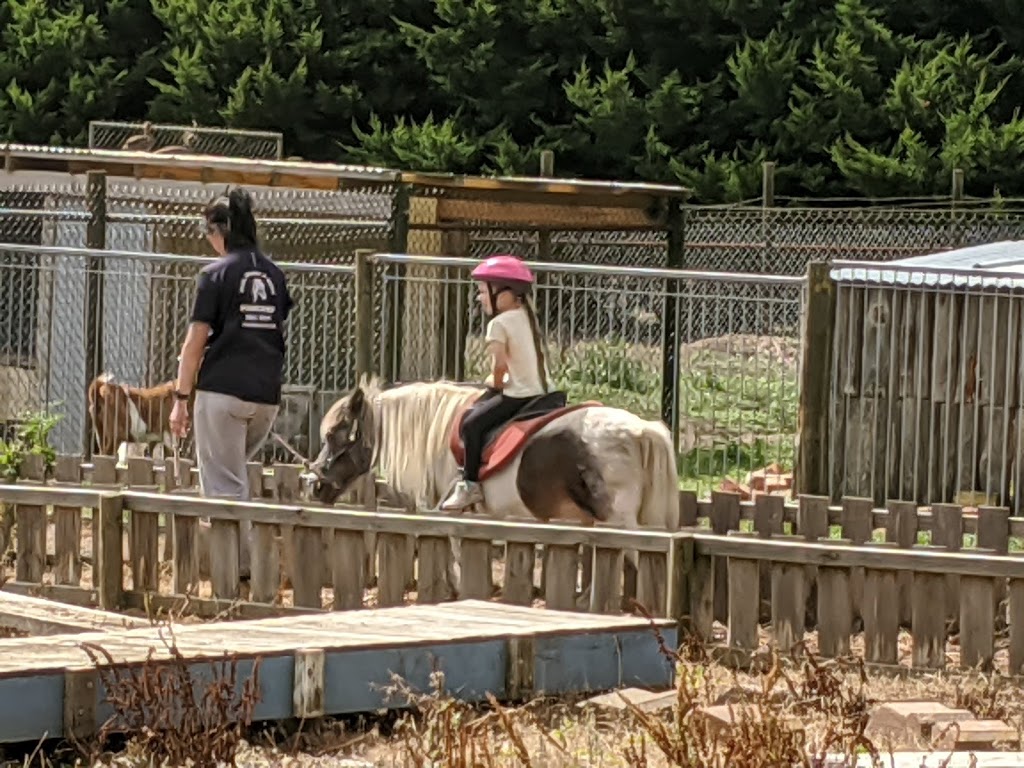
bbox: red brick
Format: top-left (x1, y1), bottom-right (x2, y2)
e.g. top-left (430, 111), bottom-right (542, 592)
top-left (719, 478), bottom-right (752, 500)
top-left (746, 463), bottom-right (785, 491)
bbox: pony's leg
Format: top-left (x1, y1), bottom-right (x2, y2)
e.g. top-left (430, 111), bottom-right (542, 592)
top-left (579, 544), bottom-right (595, 606)
top-left (404, 534), bottom-right (417, 591)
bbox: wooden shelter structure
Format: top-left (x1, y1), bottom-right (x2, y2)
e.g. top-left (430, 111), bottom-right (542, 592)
top-left (0, 143), bottom-right (691, 454)
top-left (824, 242), bottom-right (1024, 511)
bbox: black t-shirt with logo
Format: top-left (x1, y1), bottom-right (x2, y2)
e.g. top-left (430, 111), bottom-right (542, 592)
top-left (190, 248), bottom-right (294, 405)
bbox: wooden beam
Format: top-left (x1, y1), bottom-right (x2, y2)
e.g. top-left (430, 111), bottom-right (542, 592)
top-left (119, 490), bottom-right (678, 551)
top-left (2, 143), bottom-right (397, 191)
top-left (401, 170), bottom-right (688, 199)
top-left (1, 143), bottom-right (689, 200)
top-left (796, 261), bottom-right (837, 495)
top-left (693, 533), bottom-right (1024, 579)
top-left (433, 196), bottom-right (664, 226)
top-left (0, 590), bottom-right (145, 635)
top-left (121, 592), bottom-right (322, 620)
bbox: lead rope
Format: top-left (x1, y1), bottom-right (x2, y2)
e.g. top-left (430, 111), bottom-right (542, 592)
top-left (270, 431), bottom-right (316, 472)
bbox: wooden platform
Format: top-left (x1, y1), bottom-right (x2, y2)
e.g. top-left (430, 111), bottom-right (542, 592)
top-left (0, 600), bottom-right (677, 744)
top-left (0, 591), bottom-right (147, 636)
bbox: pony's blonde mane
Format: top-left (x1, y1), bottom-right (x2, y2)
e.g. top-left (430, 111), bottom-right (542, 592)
top-left (371, 379), bottom-right (482, 508)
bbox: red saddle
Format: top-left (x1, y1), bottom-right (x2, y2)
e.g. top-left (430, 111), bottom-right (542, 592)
top-left (449, 393), bottom-right (601, 481)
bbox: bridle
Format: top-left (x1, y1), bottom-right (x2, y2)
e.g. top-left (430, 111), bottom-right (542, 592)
top-left (312, 395), bottom-right (380, 495)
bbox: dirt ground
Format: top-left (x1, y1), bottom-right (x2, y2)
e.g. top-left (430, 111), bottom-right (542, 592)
top-left (195, 649), bottom-right (1024, 767)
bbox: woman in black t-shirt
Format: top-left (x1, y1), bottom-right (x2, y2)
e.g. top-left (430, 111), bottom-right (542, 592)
top-left (169, 188), bottom-right (294, 508)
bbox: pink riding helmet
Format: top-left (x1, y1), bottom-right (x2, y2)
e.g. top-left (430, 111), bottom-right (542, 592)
top-left (471, 254), bottom-right (535, 288)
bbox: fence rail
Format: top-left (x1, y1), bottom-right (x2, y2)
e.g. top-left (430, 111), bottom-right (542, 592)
top-left (0, 455), bottom-right (684, 620)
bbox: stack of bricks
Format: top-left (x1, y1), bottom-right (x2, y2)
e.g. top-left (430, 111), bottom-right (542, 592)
top-left (718, 462), bottom-right (793, 501)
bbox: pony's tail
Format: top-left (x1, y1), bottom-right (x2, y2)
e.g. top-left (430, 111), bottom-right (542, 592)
top-left (637, 421), bottom-right (680, 531)
top-left (86, 376), bottom-right (109, 455)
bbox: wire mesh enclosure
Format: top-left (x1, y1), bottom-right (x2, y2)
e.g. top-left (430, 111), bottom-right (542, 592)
top-left (87, 121), bottom-right (285, 160)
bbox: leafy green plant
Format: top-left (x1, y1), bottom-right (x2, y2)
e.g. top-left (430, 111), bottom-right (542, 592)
top-left (0, 407), bottom-right (63, 482)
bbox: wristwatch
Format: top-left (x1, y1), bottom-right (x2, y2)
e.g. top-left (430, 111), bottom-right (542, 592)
top-left (174, 390), bottom-right (191, 401)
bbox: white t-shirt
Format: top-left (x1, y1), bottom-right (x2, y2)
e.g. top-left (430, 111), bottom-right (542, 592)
top-left (485, 306), bottom-right (551, 398)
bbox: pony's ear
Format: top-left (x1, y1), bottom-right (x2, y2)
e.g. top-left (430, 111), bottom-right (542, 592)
top-left (348, 387), bottom-right (365, 414)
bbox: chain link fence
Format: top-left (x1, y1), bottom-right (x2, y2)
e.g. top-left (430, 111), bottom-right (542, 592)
top-left (373, 253), bottom-right (803, 499)
top-left (0, 243), bottom-right (356, 463)
top-left (683, 205), bottom-right (1024, 275)
top-left (88, 121), bottom-right (285, 160)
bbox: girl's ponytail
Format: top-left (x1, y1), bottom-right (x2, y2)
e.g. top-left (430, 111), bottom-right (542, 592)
top-left (522, 297), bottom-right (549, 394)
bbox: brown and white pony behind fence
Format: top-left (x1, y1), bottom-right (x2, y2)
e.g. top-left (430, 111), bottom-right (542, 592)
top-left (86, 372), bottom-right (182, 464)
top-left (311, 376), bottom-right (681, 609)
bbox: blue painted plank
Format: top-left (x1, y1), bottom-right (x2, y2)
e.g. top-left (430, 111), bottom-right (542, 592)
top-left (93, 656), bottom-right (292, 728)
top-left (324, 639), bottom-right (507, 713)
top-left (0, 674), bottom-right (63, 742)
top-left (534, 629), bottom-right (676, 695)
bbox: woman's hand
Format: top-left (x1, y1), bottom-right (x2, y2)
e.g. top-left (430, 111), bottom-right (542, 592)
top-left (169, 399), bottom-right (190, 438)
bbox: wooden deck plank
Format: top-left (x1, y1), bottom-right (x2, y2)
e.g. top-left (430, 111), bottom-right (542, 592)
top-left (0, 601), bottom-right (673, 675)
top-left (0, 591), bottom-right (146, 635)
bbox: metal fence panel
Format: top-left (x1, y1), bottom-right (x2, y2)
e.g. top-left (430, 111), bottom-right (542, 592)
top-left (88, 121), bottom-right (285, 160)
top-left (0, 245), bottom-right (356, 462)
top-left (374, 254), bottom-right (803, 499)
top-left (684, 206), bottom-right (1024, 275)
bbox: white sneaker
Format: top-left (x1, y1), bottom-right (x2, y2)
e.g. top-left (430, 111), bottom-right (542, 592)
top-left (440, 480), bottom-right (484, 511)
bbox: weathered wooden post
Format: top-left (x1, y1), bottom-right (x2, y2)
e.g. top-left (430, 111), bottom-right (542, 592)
top-left (82, 170), bottom-right (107, 460)
top-left (354, 249), bottom-right (375, 385)
top-left (795, 261), bottom-right (837, 496)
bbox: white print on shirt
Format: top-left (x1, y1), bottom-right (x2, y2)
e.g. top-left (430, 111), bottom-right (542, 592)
top-left (239, 270), bottom-right (279, 330)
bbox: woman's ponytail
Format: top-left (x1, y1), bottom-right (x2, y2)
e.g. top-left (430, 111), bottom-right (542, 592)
top-left (204, 186), bottom-right (259, 251)
top-left (227, 188), bottom-right (258, 248)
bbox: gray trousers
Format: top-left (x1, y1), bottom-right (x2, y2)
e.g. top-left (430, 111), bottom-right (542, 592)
top-left (194, 390), bottom-right (278, 574)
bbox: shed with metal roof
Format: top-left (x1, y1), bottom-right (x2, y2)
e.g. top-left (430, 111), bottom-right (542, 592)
top-left (825, 241), bottom-right (1024, 513)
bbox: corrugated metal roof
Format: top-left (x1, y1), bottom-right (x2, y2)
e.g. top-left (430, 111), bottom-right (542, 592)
top-left (830, 240), bottom-right (1024, 290)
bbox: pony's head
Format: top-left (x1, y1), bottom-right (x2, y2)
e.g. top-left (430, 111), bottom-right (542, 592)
top-left (310, 376), bottom-right (381, 504)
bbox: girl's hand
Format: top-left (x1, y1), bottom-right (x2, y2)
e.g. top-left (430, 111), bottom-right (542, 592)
top-left (169, 399), bottom-right (190, 438)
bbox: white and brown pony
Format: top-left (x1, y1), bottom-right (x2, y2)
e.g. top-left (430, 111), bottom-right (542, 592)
top-left (87, 372), bottom-right (183, 464)
top-left (310, 376), bottom-right (680, 607)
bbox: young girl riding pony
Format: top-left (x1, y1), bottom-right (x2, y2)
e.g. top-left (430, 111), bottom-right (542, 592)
top-left (440, 254), bottom-right (552, 511)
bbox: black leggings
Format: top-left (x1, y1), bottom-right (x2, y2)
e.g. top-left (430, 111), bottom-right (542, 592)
top-left (460, 392), bottom-right (531, 481)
